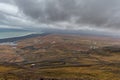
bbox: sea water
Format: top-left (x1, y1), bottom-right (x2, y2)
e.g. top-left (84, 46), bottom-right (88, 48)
top-left (0, 31), bottom-right (35, 39)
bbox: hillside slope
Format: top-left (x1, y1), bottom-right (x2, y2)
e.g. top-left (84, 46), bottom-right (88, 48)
top-left (0, 34), bottom-right (120, 80)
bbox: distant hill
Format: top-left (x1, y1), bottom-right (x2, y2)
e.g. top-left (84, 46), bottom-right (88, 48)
top-left (41, 28), bottom-right (116, 37)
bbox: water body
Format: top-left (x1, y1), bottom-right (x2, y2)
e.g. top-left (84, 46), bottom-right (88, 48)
top-left (0, 31), bottom-right (36, 39)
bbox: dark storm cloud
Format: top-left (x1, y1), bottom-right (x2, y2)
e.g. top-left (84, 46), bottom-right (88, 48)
top-left (1, 0), bottom-right (119, 30)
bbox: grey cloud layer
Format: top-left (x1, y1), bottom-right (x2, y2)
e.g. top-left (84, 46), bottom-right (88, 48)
top-left (14, 0), bottom-right (120, 30)
top-left (0, 0), bottom-right (120, 31)
top-left (0, 0), bottom-right (13, 4)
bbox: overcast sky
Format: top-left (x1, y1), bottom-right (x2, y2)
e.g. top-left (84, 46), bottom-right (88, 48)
top-left (0, 0), bottom-right (120, 33)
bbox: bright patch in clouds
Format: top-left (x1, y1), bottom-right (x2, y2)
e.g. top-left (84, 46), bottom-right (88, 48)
top-left (0, 3), bottom-right (18, 15)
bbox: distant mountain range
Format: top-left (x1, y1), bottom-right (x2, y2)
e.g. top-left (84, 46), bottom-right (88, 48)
top-left (41, 28), bottom-right (118, 37)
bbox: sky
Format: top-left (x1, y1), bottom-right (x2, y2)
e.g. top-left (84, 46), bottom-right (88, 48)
top-left (0, 0), bottom-right (120, 33)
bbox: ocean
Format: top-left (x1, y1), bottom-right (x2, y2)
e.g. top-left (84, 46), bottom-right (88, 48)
top-left (0, 31), bottom-right (35, 39)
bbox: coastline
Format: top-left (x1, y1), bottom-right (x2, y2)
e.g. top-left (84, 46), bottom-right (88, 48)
top-left (0, 32), bottom-right (37, 39)
top-left (0, 32), bottom-right (50, 43)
